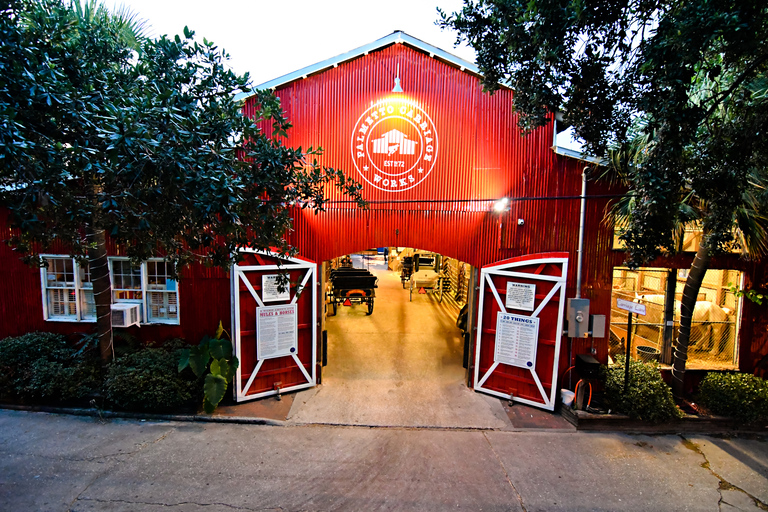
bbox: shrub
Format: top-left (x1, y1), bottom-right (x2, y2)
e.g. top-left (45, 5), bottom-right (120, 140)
top-left (697, 372), bottom-right (768, 424)
top-left (0, 332), bottom-right (101, 402)
top-left (602, 356), bottom-right (684, 423)
top-left (104, 344), bottom-right (200, 412)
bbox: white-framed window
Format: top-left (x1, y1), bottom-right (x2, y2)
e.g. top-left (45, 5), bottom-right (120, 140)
top-left (110, 258), bottom-right (143, 300)
top-left (41, 255), bottom-right (179, 325)
top-left (40, 256), bottom-right (95, 322)
top-left (145, 260), bottom-right (179, 323)
top-left (109, 258), bottom-right (180, 325)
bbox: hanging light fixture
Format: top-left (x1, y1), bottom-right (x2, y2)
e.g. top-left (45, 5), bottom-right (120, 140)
top-left (392, 63), bottom-right (403, 93)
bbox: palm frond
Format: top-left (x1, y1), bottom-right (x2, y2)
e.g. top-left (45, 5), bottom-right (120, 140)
top-left (735, 169), bottom-right (768, 258)
top-left (68, 0), bottom-right (150, 52)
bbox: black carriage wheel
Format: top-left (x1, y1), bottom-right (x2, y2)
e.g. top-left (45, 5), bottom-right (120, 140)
top-left (367, 299), bottom-right (374, 315)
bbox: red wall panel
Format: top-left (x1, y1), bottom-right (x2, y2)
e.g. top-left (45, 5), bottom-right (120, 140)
top-left (242, 42), bottom-right (763, 372)
top-left (0, 40), bottom-right (763, 377)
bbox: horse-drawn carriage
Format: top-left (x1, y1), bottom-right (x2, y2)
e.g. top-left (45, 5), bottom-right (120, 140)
top-left (400, 256), bottom-right (414, 288)
top-left (409, 269), bottom-right (445, 302)
top-left (328, 267), bottom-right (378, 315)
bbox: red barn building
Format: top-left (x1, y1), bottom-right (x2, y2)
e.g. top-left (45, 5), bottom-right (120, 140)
top-left (1, 32), bottom-right (766, 410)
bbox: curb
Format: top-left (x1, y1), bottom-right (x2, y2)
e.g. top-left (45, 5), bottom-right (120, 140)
top-left (0, 403), bottom-right (285, 427)
top-left (5, 402), bottom-right (765, 434)
top-left (561, 406), bottom-right (768, 434)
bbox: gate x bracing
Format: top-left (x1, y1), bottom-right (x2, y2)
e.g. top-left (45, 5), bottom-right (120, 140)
top-left (473, 253), bottom-right (569, 411)
top-left (233, 34), bottom-right (583, 406)
top-left (231, 250), bottom-right (318, 401)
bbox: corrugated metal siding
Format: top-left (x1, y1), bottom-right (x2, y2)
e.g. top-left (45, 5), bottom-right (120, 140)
top-left (0, 41), bottom-right (762, 373)
top-left (241, 43), bottom-right (762, 370)
top-left (248, 44), bottom-right (536, 206)
top-left (0, 210), bottom-right (230, 342)
top-left (243, 44), bottom-right (624, 365)
top-left (742, 262), bottom-right (768, 376)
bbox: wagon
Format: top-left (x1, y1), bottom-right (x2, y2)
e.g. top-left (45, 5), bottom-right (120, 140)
top-left (328, 269), bottom-right (378, 315)
top-left (400, 256), bottom-right (414, 288)
top-left (409, 270), bottom-right (444, 302)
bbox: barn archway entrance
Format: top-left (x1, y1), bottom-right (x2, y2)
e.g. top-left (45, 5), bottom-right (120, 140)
top-left (286, 248), bottom-right (510, 429)
top-left (232, 33), bottom-right (595, 425)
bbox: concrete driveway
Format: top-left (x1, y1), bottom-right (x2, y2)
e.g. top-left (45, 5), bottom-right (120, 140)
top-left (289, 267), bottom-right (511, 429)
top-left (1, 409), bottom-right (766, 511)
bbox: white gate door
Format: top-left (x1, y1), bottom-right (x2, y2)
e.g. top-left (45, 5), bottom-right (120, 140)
top-left (473, 252), bottom-right (569, 411)
top-left (231, 249), bottom-right (318, 401)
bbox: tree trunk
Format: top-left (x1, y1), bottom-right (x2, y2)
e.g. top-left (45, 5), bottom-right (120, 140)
top-left (87, 224), bottom-right (114, 362)
top-left (671, 239), bottom-right (711, 398)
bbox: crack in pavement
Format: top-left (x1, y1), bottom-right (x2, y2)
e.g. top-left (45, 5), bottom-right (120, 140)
top-left (1, 428), bottom-right (176, 463)
top-left (67, 428), bottom-right (176, 511)
top-left (483, 431), bottom-right (528, 512)
top-left (680, 435), bottom-right (768, 512)
top-left (72, 497), bottom-right (284, 511)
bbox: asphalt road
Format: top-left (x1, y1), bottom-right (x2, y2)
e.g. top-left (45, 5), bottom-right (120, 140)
top-left (1, 409), bottom-right (766, 512)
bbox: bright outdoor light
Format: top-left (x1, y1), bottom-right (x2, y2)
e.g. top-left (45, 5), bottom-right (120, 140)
top-left (493, 197), bottom-right (509, 212)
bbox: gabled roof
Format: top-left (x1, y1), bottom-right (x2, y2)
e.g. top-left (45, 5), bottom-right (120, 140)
top-left (237, 31), bottom-right (481, 100)
top-left (238, 31), bottom-right (603, 165)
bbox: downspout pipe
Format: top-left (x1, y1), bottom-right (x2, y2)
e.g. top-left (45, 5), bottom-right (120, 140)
top-left (575, 167), bottom-right (588, 299)
top-left (570, 167), bottom-right (589, 382)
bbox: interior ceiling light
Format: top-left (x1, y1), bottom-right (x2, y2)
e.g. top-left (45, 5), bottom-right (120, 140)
top-left (392, 63), bottom-right (403, 93)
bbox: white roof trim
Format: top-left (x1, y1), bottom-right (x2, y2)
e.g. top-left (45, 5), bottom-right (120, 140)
top-left (553, 145), bottom-right (606, 166)
top-left (552, 119), bottom-right (606, 165)
top-left (238, 31), bottom-right (482, 100)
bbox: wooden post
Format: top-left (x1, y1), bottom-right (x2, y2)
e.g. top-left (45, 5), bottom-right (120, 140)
top-left (624, 313), bottom-right (633, 395)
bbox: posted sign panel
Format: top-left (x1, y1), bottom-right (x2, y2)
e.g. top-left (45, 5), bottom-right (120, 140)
top-left (505, 282), bottom-right (536, 311)
top-left (256, 304), bottom-right (298, 360)
top-left (494, 312), bottom-right (540, 370)
top-left (262, 274), bottom-right (291, 302)
top-left (616, 298), bottom-right (646, 316)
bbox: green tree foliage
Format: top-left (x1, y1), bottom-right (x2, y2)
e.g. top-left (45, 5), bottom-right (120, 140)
top-left (0, 0), bottom-right (364, 361)
top-left (441, 0), bottom-right (768, 395)
top-left (70, 0), bottom-right (150, 52)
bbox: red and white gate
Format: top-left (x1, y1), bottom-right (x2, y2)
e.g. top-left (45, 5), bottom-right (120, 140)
top-left (473, 253), bottom-right (568, 411)
top-left (231, 250), bottom-right (318, 401)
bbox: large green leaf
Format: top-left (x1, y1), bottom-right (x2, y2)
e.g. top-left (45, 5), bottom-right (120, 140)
top-left (226, 356), bottom-right (239, 380)
top-left (214, 321), bottom-right (224, 340)
top-left (204, 373), bottom-right (228, 410)
top-left (177, 348), bottom-right (190, 372)
top-left (209, 338), bottom-right (225, 360)
top-left (188, 346), bottom-right (209, 377)
top-left (209, 357), bottom-right (221, 377)
top-left (220, 338), bottom-right (233, 360)
top-left (208, 337), bottom-right (234, 361)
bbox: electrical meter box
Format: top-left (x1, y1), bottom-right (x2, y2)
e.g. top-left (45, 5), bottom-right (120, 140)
top-left (567, 298), bottom-right (590, 338)
top-left (590, 315), bottom-right (606, 338)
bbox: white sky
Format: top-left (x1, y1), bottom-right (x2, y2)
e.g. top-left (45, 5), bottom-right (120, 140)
top-left (111, 0), bottom-right (477, 86)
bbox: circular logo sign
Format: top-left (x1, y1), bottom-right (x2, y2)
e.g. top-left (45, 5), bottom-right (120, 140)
top-left (350, 98), bottom-right (438, 192)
